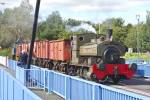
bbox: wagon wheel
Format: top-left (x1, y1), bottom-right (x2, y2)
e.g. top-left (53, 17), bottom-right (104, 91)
top-left (35, 58), bottom-right (39, 66)
top-left (64, 63), bottom-right (70, 75)
top-left (48, 61), bottom-right (54, 70)
top-left (76, 67), bottom-right (81, 76)
top-left (45, 61), bottom-right (49, 68)
top-left (43, 61), bottom-right (46, 68)
top-left (82, 68), bottom-right (88, 79)
top-left (61, 64), bottom-right (65, 72)
top-left (59, 64), bottom-right (64, 72)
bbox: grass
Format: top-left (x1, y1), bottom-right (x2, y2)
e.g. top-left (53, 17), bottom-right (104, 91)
top-left (124, 53), bottom-right (150, 59)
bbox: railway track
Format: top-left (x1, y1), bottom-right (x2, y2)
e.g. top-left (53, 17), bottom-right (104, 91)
top-left (109, 78), bottom-right (150, 97)
top-left (74, 73), bottom-right (150, 97)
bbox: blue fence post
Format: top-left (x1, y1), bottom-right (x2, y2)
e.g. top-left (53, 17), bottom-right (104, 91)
top-left (0, 70), bottom-right (4, 100)
top-left (44, 68), bottom-right (46, 91)
top-left (12, 80), bottom-right (14, 100)
top-left (92, 84), bottom-right (102, 100)
top-left (16, 66), bottom-right (19, 80)
top-left (65, 77), bottom-right (71, 100)
top-left (92, 85), bottom-right (95, 100)
top-left (22, 90), bottom-right (24, 100)
top-left (48, 71), bottom-right (53, 93)
top-left (14, 61), bottom-right (17, 72)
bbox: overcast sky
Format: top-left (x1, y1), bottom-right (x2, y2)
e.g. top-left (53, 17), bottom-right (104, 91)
top-left (1, 0), bottom-right (150, 24)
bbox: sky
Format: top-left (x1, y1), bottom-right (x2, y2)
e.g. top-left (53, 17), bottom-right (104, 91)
top-left (0, 0), bottom-right (150, 24)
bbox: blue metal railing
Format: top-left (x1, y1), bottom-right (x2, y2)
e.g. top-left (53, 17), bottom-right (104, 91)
top-left (15, 65), bottom-right (150, 100)
top-left (1, 57), bottom-right (150, 100)
top-left (0, 68), bottom-right (42, 100)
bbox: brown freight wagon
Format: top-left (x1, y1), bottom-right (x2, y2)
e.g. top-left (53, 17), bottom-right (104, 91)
top-left (34, 40), bottom-right (49, 59)
top-left (49, 41), bottom-right (54, 60)
top-left (33, 41), bottom-right (39, 57)
top-left (22, 43), bottom-right (28, 53)
top-left (49, 40), bottom-right (71, 61)
top-left (37, 41), bottom-right (41, 58)
top-left (41, 40), bottom-right (49, 59)
top-left (16, 44), bottom-right (22, 57)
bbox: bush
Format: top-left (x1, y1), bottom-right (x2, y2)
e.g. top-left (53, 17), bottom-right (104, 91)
top-left (0, 48), bottom-right (11, 57)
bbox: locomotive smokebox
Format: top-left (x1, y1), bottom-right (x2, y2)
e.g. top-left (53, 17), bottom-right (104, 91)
top-left (106, 29), bottom-right (113, 41)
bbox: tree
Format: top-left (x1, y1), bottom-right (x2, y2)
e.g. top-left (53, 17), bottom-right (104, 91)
top-left (0, 0), bottom-right (33, 48)
top-left (38, 11), bottom-right (65, 40)
top-left (112, 18), bottom-right (124, 27)
top-left (140, 11), bottom-right (150, 51)
top-left (95, 18), bottom-right (127, 43)
top-left (125, 26), bottom-right (137, 49)
top-left (66, 18), bottom-right (81, 26)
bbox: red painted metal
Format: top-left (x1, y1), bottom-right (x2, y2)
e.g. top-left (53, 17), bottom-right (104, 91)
top-left (16, 45), bottom-right (22, 56)
top-left (40, 41), bottom-right (49, 59)
top-left (49, 41), bottom-right (54, 60)
top-left (92, 64), bottom-right (136, 80)
top-left (16, 43), bottom-right (29, 57)
top-left (34, 40), bottom-right (49, 59)
top-left (22, 43), bottom-right (28, 53)
top-left (33, 41), bottom-right (38, 57)
top-left (34, 41), bottom-right (40, 58)
top-left (49, 40), bottom-right (71, 61)
top-left (40, 41), bottom-right (42, 58)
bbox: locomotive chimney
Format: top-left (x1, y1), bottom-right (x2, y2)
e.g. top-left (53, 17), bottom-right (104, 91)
top-left (106, 29), bottom-right (113, 41)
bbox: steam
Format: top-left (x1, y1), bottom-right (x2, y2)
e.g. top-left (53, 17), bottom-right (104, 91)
top-left (69, 23), bottom-right (96, 34)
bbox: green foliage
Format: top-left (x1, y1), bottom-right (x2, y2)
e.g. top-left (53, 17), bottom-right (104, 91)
top-left (0, 48), bottom-right (11, 57)
top-left (94, 18), bottom-right (127, 43)
top-left (66, 18), bottom-right (81, 26)
top-left (0, 1), bottom-right (33, 48)
top-left (125, 53), bottom-right (150, 59)
top-left (140, 11), bottom-right (150, 51)
top-left (38, 11), bottom-right (65, 40)
top-left (112, 26), bottom-right (127, 43)
top-left (125, 11), bottom-right (150, 52)
top-left (125, 26), bottom-right (137, 49)
top-left (0, 2), bottom-right (150, 53)
top-left (58, 30), bottom-right (70, 39)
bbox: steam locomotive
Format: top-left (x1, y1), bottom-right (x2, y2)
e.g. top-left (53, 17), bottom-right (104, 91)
top-left (15, 29), bottom-right (137, 84)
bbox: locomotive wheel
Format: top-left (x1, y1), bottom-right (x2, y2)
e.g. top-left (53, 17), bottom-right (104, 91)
top-left (67, 66), bottom-right (73, 75)
top-left (90, 73), bottom-right (98, 82)
top-left (118, 58), bottom-right (125, 64)
top-left (64, 63), bottom-right (70, 75)
top-left (99, 76), bottom-right (109, 83)
top-left (112, 77), bottom-right (120, 84)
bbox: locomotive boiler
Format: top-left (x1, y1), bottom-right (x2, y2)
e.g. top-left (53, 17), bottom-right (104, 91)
top-left (15, 29), bottom-right (137, 84)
